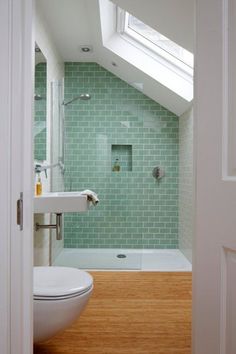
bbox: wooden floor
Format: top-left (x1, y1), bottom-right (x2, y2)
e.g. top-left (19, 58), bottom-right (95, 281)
top-left (34, 272), bottom-right (192, 354)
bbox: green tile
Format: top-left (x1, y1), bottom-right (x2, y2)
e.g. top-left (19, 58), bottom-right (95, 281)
top-left (34, 63), bottom-right (46, 160)
top-left (64, 62), bottom-right (179, 249)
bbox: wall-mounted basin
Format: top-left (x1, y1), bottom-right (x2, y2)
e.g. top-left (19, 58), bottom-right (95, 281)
top-left (34, 192), bottom-right (89, 213)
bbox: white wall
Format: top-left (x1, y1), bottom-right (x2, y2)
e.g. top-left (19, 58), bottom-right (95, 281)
top-left (179, 107), bottom-right (193, 262)
top-left (34, 3), bottom-right (64, 266)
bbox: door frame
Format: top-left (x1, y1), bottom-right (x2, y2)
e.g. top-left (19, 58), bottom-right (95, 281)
top-left (0, 0), bottom-right (227, 353)
top-left (0, 0), bottom-right (34, 353)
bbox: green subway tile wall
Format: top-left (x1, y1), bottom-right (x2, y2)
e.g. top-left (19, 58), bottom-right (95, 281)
top-left (64, 62), bottom-right (179, 249)
top-left (34, 63), bottom-right (46, 161)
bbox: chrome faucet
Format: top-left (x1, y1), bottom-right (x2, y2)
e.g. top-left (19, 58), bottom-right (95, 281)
top-left (35, 162), bottom-right (65, 176)
top-left (35, 163), bottom-right (58, 177)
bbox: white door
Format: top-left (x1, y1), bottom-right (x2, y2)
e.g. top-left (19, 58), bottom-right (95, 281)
top-left (0, 0), bottom-right (33, 353)
top-left (193, 0), bottom-right (236, 353)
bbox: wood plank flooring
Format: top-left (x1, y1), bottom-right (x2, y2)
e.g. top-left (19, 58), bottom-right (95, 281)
top-left (34, 272), bottom-right (192, 354)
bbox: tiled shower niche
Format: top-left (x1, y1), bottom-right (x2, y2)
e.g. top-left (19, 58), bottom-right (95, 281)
top-left (111, 145), bottom-right (132, 172)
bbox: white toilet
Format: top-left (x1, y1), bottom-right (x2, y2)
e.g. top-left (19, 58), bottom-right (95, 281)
top-left (33, 266), bottom-right (93, 343)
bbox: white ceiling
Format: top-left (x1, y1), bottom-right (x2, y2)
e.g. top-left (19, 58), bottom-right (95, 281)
top-left (38, 0), bottom-right (95, 62)
top-left (37, 0), bottom-right (194, 115)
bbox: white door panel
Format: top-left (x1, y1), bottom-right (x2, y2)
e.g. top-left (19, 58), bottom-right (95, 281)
top-left (194, 0), bottom-right (236, 353)
top-left (224, 0), bottom-right (236, 178)
top-left (221, 249), bottom-right (236, 354)
top-left (222, 0), bottom-right (236, 179)
top-left (0, 0), bottom-right (33, 353)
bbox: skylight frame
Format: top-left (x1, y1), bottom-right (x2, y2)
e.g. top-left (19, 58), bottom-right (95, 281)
top-left (117, 8), bottom-right (193, 78)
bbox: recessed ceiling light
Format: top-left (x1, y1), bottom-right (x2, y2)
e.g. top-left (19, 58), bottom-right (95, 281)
top-left (80, 45), bottom-right (93, 53)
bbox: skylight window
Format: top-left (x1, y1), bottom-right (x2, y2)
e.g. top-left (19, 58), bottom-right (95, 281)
top-left (127, 15), bottom-right (193, 68)
top-left (117, 9), bottom-right (194, 76)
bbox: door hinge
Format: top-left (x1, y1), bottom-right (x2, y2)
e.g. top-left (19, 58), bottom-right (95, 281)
top-left (17, 192), bottom-right (23, 230)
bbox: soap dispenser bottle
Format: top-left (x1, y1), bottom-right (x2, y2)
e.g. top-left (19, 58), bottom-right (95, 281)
top-left (112, 158), bottom-right (120, 172)
top-left (35, 173), bottom-right (42, 196)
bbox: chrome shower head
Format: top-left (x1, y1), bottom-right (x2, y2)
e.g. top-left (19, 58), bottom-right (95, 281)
top-left (34, 94), bottom-right (43, 100)
top-left (79, 93), bottom-right (91, 100)
top-left (63, 93), bottom-right (91, 106)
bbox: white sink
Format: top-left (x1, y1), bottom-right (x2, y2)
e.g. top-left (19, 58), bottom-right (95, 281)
top-left (34, 192), bottom-right (89, 213)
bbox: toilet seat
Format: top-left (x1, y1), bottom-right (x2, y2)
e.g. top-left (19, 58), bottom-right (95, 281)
top-left (34, 266), bottom-right (93, 300)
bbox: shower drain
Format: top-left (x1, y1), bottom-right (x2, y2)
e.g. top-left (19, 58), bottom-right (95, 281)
top-left (117, 254), bottom-right (127, 259)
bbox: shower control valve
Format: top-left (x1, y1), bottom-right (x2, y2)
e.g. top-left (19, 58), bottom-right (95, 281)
top-left (152, 166), bottom-right (165, 180)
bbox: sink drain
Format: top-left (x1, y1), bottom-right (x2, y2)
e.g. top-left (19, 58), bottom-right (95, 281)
top-left (117, 254), bottom-right (127, 259)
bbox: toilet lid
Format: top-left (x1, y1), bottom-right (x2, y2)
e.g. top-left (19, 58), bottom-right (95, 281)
top-left (34, 267), bottom-right (93, 298)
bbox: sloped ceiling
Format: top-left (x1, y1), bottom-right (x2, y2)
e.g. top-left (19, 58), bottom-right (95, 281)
top-left (37, 0), bottom-right (194, 115)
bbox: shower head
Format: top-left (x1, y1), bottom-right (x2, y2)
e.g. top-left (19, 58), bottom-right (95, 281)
top-left (80, 93), bottom-right (91, 100)
top-left (34, 94), bottom-right (43, 100)
top-left (63, 93), bottom-right (91, 106)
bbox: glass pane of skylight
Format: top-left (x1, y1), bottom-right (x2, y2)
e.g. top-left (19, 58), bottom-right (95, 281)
top-left (128, 14), bottom-right (193, 68)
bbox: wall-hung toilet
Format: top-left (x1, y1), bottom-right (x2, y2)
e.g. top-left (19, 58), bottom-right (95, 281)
top-left (34, 266), bottom-right (93, 343)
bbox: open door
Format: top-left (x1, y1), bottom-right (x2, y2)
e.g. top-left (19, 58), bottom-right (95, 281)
top-left (0, 0), bottom-right (33, 353)
top-left (193, 0), bottom-right (236, 353)
top-left (2, 0), bottom-right (236, 353)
